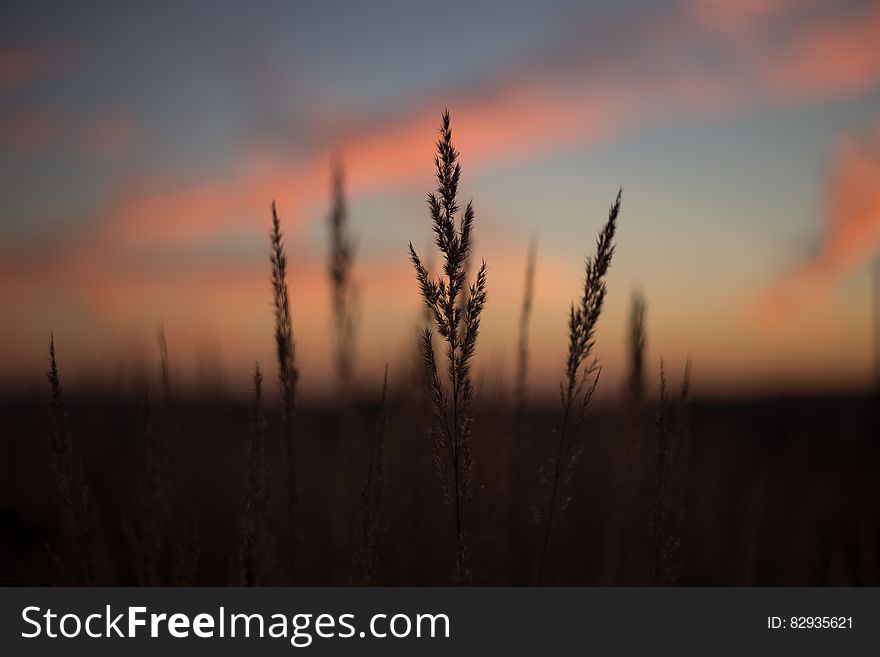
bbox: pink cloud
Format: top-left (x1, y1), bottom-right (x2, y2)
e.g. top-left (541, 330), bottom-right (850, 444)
top-left (758, 124), bottom-right (880, 325)
top-left (88, 82), bottom-right (624, 252)
top-left (757, 1), bottom-right (880, 101)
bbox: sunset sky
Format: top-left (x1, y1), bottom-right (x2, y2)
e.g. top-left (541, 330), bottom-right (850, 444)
top-left (2, 0), bottom-right (880, 399)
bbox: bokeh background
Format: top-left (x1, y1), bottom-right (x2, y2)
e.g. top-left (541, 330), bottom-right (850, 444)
top-left (2, 0), bottom-right (880, 399)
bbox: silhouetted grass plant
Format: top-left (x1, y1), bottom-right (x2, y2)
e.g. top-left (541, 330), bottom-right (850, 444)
top-left (628, 291), bottom-right (647, 404)
top-left (652, 357), bottom-right (691, 586)
top-left (122, 388), bottom-right (168, 585)
top-left (158, 322), bottom-right (171, 405)
top-left (409, 110), bottom-right (488, 585)
top-left (45, 334), bottom-right (102, 585)
top-left (233, 363), bottom-right (273, 586)
top-left (515, 238), bottom-right (537, 423)
top-left (351, 365), bottom-right (389, 585)
top-left (327, 161), bottom-right (358, 387)
top-left (270, 200), bottom-right (300, 584)
top-left (537, 190), bottom-right (621, 585)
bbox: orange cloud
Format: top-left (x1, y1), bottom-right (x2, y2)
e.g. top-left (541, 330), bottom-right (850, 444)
top-left (758, 1), bottom-right (880, 101)
top-left (91, 82), bottom-right (625, 252)
top-left (758, 123), bottom-right (880, 325)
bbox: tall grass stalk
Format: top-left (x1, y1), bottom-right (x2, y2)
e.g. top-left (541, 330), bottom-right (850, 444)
top-left (627, 291), bottom-right (647, 403)
top-left (270, 200), bottom-right (300, 583)
top-left (652, 359), bottom-right (670, 585)
top-left (515, 238), bottom-right (537, 421)
top-left (409, 110), bottom-right (488, 585)
top-left (652, 356), bottom-right (691, 585)
top-left (46, 334), bottom-right (99, 585)
top-left (328, 161), bottom-right (358, 386)
top-left (234, 363), bottom-right (273, 586)
top-left (122, 388), bottom-right (167, 585)
top-left (537, 190), bottom-right (621, 585)
top-left (153, 325), bottom-right (200, 585)
top-left (351, 365), bottom-right (389, 585)
top-left (157, 322), bottom-right (171, 405)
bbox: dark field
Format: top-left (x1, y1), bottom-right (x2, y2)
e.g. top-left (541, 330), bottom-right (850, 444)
top-left (2, 391), bottom-right (877, 586)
